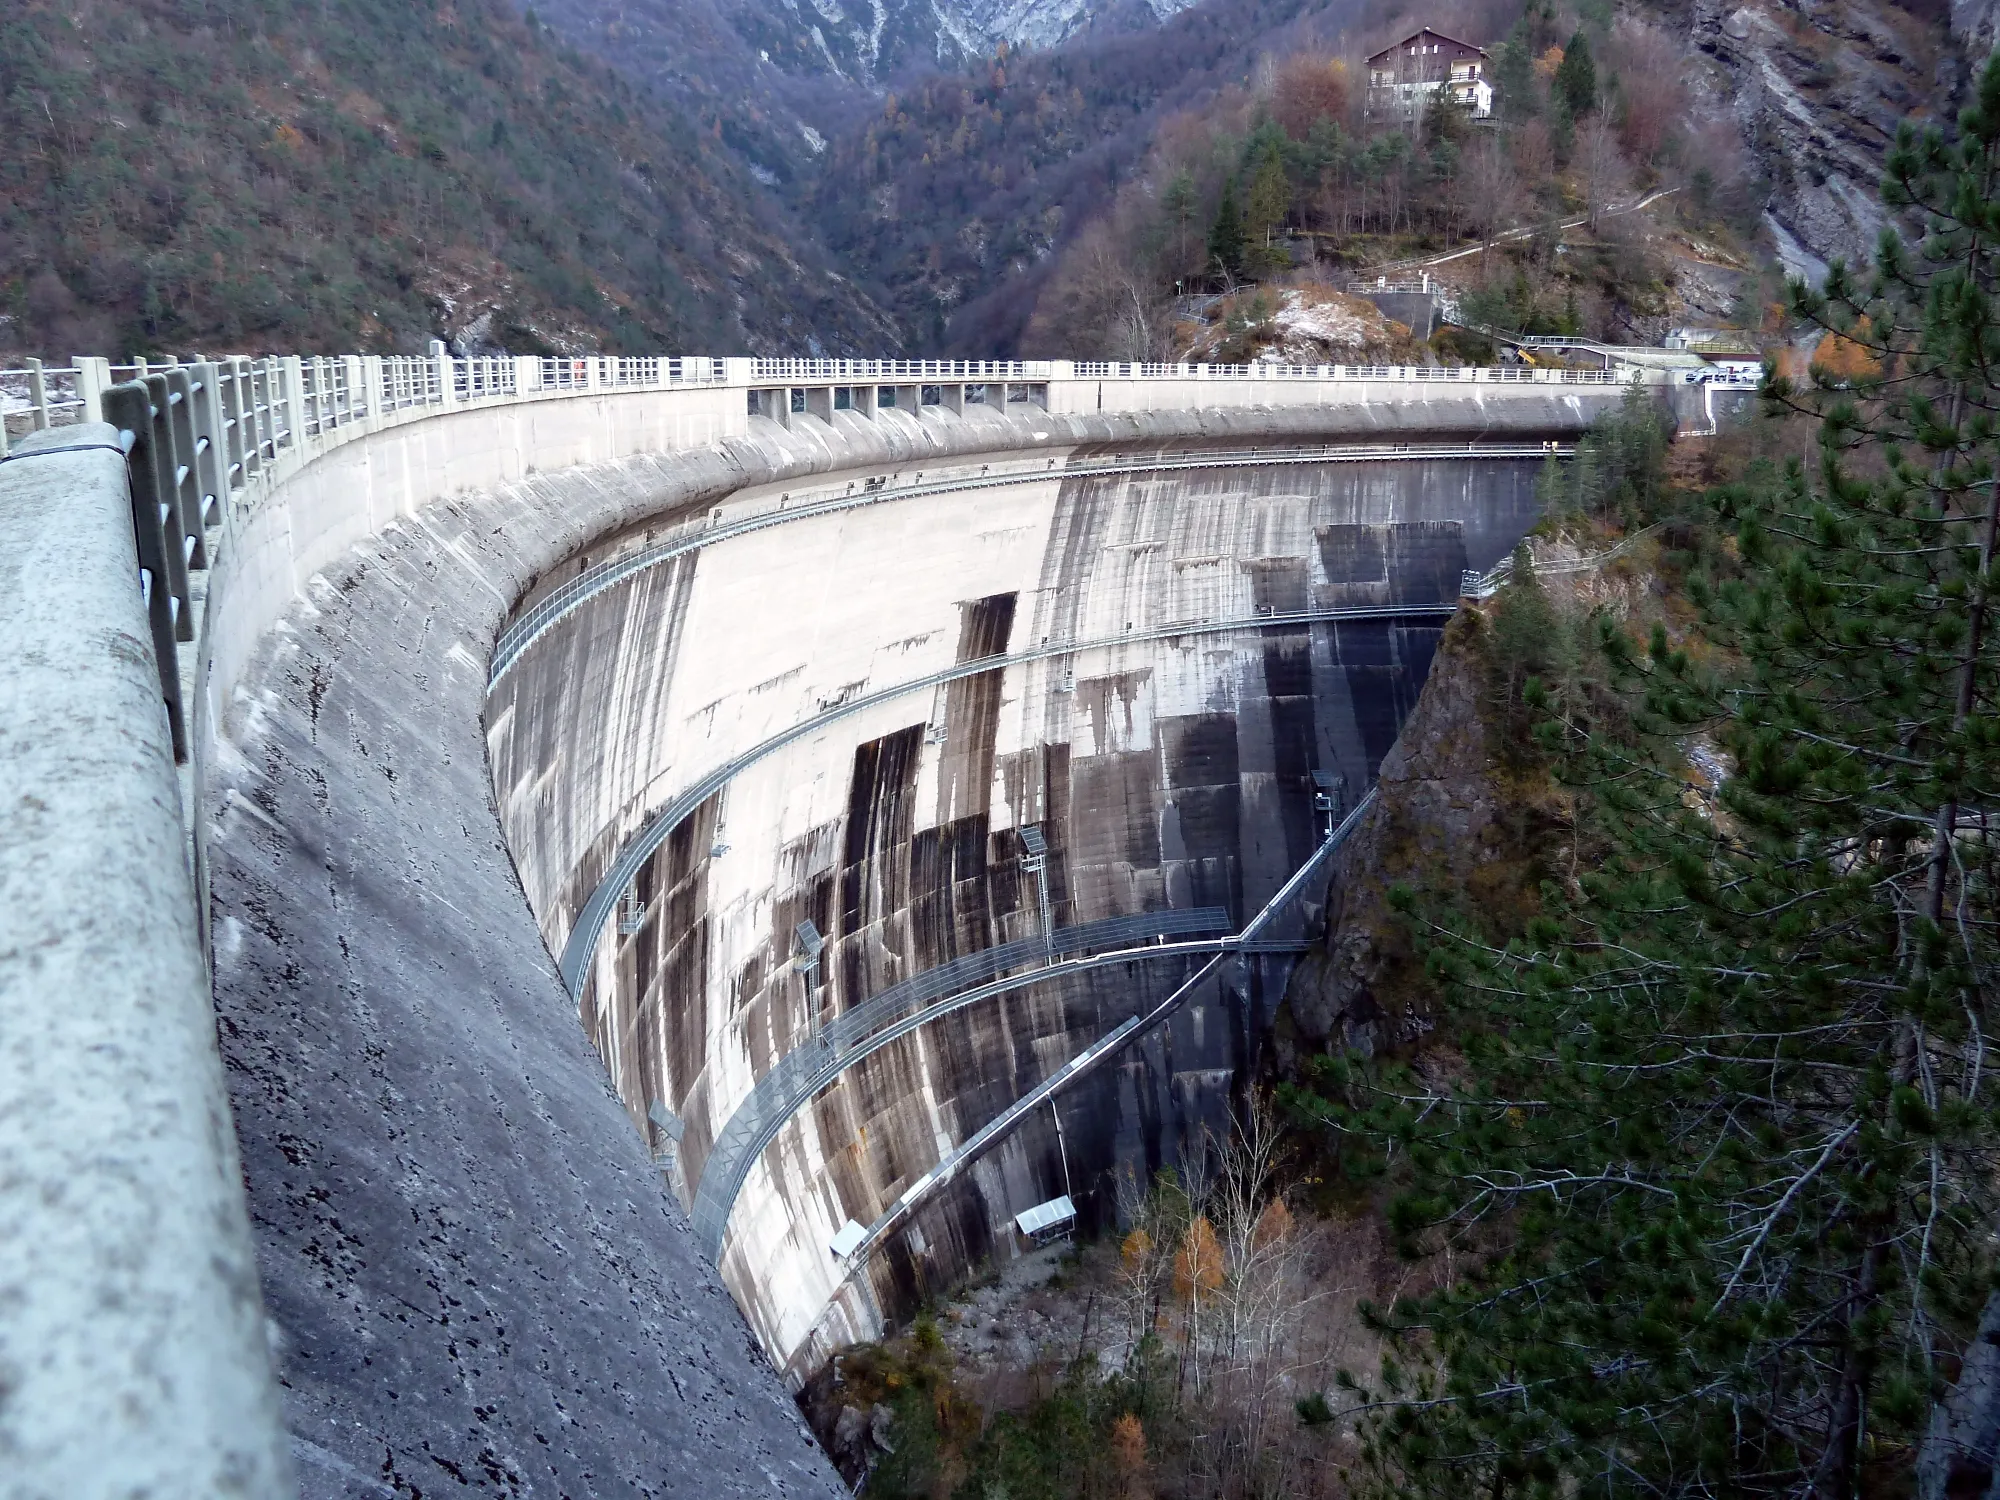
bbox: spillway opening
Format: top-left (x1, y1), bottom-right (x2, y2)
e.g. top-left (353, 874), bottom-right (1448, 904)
top-left (483, 434), bottom-right (1547, 1379)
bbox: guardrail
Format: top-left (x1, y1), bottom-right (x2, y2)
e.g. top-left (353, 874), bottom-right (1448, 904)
top-left (1460, 522), bottom-right (1668, 600)
top-left (7, 347), bottom-right (1647, 467)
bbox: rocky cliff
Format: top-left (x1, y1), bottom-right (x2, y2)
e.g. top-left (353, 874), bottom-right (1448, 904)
top-left (1685, 0), bottom-right (1987, 275)
top-left (1279, 610), bottom-right (1498, 1062)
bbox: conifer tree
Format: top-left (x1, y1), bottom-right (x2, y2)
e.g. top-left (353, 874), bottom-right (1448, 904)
top-left (1301, 53), bottom-right (2000, 1499)
top-left (1207, 182), bottom-right (1248, 284)
top-left (1553, 30), bottom-right (1597, 120)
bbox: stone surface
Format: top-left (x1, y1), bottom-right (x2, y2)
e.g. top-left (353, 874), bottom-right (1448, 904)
top-left (1687, 0), bottom-right (1971, 276)
top-left (0, 426), bottom-right (290, 1499)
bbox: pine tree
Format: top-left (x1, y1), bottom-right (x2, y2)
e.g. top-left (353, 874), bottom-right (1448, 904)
top-left (1300, 52), bottom-right (2000, 1499)
top-left (1207, 181), bottom-right (1248, 284)
top-left (1493, 37), bottom-right (1538, 123)
top-left (1244, 143), bottom-right (1292, 270)
top-left (1553, 30), bottom-right (1597, 120)
top-left (1163, 167), bottom-right (1198, 279)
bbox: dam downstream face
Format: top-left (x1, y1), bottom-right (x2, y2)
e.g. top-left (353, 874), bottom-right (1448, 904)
top-left (486, 437), bottom-right (1544, 1377)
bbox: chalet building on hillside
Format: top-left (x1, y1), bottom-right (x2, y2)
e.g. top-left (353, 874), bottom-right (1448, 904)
top-left (1366, 28), bottom-right (1494, 122)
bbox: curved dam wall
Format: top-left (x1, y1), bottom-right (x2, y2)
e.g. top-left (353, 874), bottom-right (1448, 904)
top-left (194, 380), bottom-right (1617, 1491)
top-left (483, 416), bottom-right (1561, 1380)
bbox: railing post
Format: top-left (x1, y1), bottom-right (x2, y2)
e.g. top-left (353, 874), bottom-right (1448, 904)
top-left (158, 370), bottom-right (208, 605)
top-left (102, 382), bottom-right (190, 759)
top-left (278, 355), bottom-right (305, 456)
top-left (215, 359), bottom-right (248, 503)
top-left (342, 355), bottom-right (364, 424)
top-left (27, 357), bottom-right (50, 431)
top-left (514, 354), bottom-right (539, 394)
top-left (430, 340), bottom-right (456, 406)
top-left (187, 362), bottom-right (227, 539)
top-left (246, 359), bottom-right (273, 476)
top-left (71, 356), bottom-right (112, 422)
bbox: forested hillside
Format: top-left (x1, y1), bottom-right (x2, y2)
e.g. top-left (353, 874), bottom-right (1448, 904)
top-left (0, 0), bottom-right (894, 357)
top-left (793, 0), bottom-right (1973, 356)
top-left (802, 0), bottom-right (1487, 350)
top-left (1023, 0), bottom-right (1769, 357)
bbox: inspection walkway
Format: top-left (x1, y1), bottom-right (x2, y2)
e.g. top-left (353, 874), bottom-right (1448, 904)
top-left (557, 601), bottom-right (1456, 993)
top-left (820, 789), bottom-right (1376, 1273)
top-left (692, 782), bottom-right (1369, 1258)
top-left (490, 441), bottom-right (1572, 683)
top-left (688, 908), bottom-right (1236, 1253)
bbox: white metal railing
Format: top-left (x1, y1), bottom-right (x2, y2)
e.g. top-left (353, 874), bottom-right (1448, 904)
top-left (13, 347), bottom-right (1645, 464)
top-left (41, 341), bottom-right (1636, 769)
top-left (1461, 523), bottom-right (1668, 600)
top-left (0, 360), bottom-right (86, 454)
top-left (749, 357), bottom-right (1032, 380)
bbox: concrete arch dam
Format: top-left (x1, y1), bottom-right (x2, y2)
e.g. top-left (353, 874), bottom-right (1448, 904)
top-left (481, 421), bottom-right (1555, 1382)
top-left (141, 373), bottom-right (1629, 1493)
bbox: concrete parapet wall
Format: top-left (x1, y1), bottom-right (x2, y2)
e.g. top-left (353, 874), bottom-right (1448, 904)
top-left (0, 425), bottom-right (291, 1499)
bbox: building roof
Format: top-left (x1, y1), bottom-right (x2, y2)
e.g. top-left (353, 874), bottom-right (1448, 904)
top-left (1368, 27), bottom-right (1489, 64)
top-left (1015, 1195), bottom-right (1077, 1237)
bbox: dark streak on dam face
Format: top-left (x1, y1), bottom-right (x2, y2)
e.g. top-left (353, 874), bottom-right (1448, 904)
top-left (483, 439), bottom-right (1545, 1378)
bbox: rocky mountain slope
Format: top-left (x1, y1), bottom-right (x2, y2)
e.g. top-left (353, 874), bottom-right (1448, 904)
top-left (535, 0), bottom-right (1199, 96)
top-left (1278, 534), bottom-right (1660, 1064)
top-left (1684, 0), bottom-right (1977, 275)
top-left (510, 0), bottom-right (2000, 361)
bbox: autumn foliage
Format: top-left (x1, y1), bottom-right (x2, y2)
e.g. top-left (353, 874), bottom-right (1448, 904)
top-left (1172, 1215), bottom-right (1225, 1300)
top-left (1811, 318), bottom-right (1884, 383)
top-left (1271, 56), bottom-right (1351, 141)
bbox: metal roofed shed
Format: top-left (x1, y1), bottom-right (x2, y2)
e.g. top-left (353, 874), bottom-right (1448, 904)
top-left (1015, 1195), bottom-right (1077, 1246)
top-left (829, 1219), bottom-right (867, 1260)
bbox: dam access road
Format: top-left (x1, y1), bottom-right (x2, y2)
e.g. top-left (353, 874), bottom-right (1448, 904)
top-left (0, 353), bottom-right (1662, 1496)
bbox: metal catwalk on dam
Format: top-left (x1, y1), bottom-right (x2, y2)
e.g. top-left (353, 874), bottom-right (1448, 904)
top-left (485, 429), bottom-right (1552, 1377)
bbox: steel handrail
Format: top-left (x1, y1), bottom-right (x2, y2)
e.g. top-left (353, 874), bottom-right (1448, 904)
top-left (553, 605), bottom-right (1456, 994)
top-left (490, 442), bottom-right (1568, 683)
